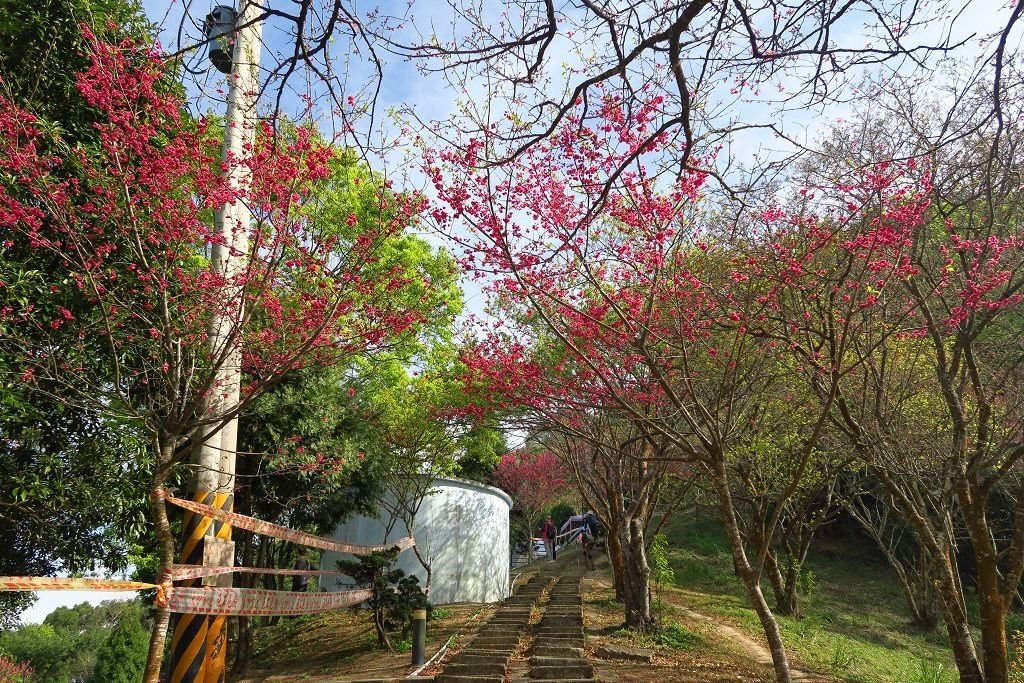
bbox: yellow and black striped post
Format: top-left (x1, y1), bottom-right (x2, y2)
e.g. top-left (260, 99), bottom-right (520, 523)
top-left (169, 489), bottom-right (216, 683)
top-left (203, 490), bottom-right (233, 683)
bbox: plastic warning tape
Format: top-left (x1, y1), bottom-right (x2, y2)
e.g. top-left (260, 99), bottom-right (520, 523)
top-left (157, 489), bottom-right (415, 554)
top-left (0, 576), bottom-right (157, 591)
top-left (165, 586), bottom-right (374, 616)
top-left (170, 564), bottom-right (348, 581)
top-left (0, 577), bottom-right (374, 617)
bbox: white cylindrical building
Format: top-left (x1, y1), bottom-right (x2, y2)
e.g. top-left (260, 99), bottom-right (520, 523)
top-left (320, 477), bottom-right (513, 604)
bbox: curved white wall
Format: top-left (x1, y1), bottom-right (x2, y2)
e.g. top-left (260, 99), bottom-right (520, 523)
top-left (320, 477), bottom-right (513, 604)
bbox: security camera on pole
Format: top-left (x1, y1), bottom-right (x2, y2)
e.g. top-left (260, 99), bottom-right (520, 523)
top-left (168, 3), bottom-right (263, 682)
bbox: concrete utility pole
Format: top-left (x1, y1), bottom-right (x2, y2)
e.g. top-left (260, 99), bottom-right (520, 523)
top-left (169, 3), bottom-right (263, 682)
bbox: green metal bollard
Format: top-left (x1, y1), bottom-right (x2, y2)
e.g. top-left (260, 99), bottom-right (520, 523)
top-left (411, 609), bottom-right (427, 665)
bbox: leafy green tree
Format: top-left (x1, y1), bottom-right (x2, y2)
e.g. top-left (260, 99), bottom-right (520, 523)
top-left (89, 616), bottom-right (148, 683)
top-left (0, 0), bottom-right (154, 626)
top-left (0, 624), bottom-right (72, 683)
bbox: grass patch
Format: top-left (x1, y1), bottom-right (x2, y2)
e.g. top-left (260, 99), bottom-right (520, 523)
top-left (663, 515), bottom-right (962, 683)
top-left (654, 621), bottom-right (704, 649)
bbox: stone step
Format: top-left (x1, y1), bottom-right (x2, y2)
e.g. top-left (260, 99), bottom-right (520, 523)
top-left (539, 616), bottom-right (583, 626)
top-left (442, 662), bottom-right (507, 677)
top-left (474, 632), bottom-right (522, 641)
top-left (538, 622), bottom-right (583, 630)
top-left (434, 676), bottom-right (505, 683)
top-left (532, 645), bottom-right (584, 658)
top-left (447, 653), bottom-right (511, 666)
top-left (532, 636), bottom-right (585, 649)
top-left (531, 656), bottom-right (590, 666)
top-left (529, 663), bottom-right (595, 679)
top-left (465, 639), bottom-right (519, 649)
top-left (478, 625), bottom-right (526, 635)
top-left (473, 636), bottom-right (521, 646)
top-left (534, 628), bottom-right (584, 638)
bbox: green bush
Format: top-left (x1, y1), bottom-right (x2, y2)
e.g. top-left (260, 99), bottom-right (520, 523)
top-left (654, 622), bottom-right (702, 649)
top-left (336, 547), bottom-right (430, 650)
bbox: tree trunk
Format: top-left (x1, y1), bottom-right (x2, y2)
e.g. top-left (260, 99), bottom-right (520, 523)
top-left (606, 524), bottom-right (626, 602)
top-left (143, 438), bottom-right (176, 683)
top-left (780, 557), bottom-right (801, 619)
top-left (764, 551), bottom-right (793, 616)
top-left (931, 548), bottom-right (985, 683)
top-left (962, 496), bottom-right (1010, 683)
top-left (870, 470), bottom-right (984, 681)
top-left (619, 515), bottom-right (654, 632)
top-left (413, 543), bottom-right (432, 591)
top-left (711, 462), bottom-right (792, 683)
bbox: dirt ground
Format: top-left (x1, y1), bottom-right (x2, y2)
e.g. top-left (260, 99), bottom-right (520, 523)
top-left (235, 602), bottom-right (496, 682)
top-left (580, 574), bottom-right (834, 683)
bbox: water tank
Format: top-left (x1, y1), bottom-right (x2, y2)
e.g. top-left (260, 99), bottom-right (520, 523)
top-left (320, 477), bottom-right (513, 604)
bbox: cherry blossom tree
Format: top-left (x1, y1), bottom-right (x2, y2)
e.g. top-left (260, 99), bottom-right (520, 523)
top-left (493, 448), bottom-right (570, 560)
top-left (428, 87), bottom-right (930, 677)
top-left (799, 84), bottom-right (1024, 683)
top-left (0, 38), bottom-right (446, 681)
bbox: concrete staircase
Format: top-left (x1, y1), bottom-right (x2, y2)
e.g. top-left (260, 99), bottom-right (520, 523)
top-left (527, 570), bottom-right (595, 682)
top-left (435, 558), bottom-right (604, 683)
top-left (434, 574), bottom-right (551, 683)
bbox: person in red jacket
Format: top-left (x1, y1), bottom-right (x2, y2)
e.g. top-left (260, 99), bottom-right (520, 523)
top-left (541, 516), bottom-right (558, 562)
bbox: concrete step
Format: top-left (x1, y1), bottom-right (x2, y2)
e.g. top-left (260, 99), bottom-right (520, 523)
top-left (478, 625), bottom-right (526, 635)
top-left (532, 645), bottom-right (584, 658)
top-left (532, 636), bottom-right (585, 649)
top-left (442, 662), bottom-right (507, 677)
top-left (465, 637), bottom-right (520, 648)
top-left (461, 644), bottom-right (518, 654)
top-left (434, 676), bottom-right (505, 683)
top-left (447, 653), bottom-right (511, 666)
top-left (529, 662), bottom-right (595, 679)
top-left (472, 636), bottom-right (521, 646)
top-left (534, 628), bottom-right (584, 638)
top-left (536, 614), bottom-right (581, 623)
top-left (468, 643), bottom-right (524, 651)
top-left (531, 656), bottom-right (590, 666)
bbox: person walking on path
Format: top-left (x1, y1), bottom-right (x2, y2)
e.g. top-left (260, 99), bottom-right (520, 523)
top-left (292, 548), bottom-right (312, 592)
top-left (581, 511), bottom-right (600, 570)
top-left (541, 516), bottom-right (558, 562)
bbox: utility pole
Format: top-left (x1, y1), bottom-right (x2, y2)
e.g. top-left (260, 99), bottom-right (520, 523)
top-left (168, 3), bottom-right (262, 682)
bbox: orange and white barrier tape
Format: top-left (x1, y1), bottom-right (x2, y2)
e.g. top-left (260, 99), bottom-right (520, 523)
top-left (0, 576), bottom-right (159, 592)
top-left (0, 576), bottom-right (374, 616)
top-left (169, 564), bottom-right (348, 582)
top-left (165, 586), bottom-right (374, 616)
top-left (156, 489), bottom-right (415, 554)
